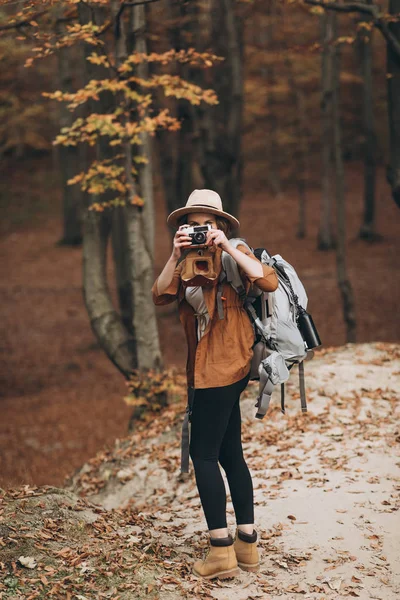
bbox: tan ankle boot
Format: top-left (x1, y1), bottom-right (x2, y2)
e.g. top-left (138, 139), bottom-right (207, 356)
top-left (192, 535), bottom-right (240, 580)
top-left (234, 529), bottom-right (260, 572)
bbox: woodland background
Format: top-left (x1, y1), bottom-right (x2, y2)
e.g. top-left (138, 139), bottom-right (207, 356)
top-left (0, 0), bottom-right (399, 491)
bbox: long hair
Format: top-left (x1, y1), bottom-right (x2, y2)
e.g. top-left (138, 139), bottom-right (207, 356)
top-left (177, 214), bottom-right (237, 239)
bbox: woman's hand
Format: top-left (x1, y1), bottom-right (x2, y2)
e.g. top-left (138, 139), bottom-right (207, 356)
top-left (172, 225), bottom-right (193, 260)
top-left (206, 228), bottom-right (230, 252)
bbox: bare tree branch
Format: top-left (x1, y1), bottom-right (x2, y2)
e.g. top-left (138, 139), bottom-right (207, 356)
top-left (304, 0), bottom-right (400, 59)
top-left (0, 10), bottom-right (47, 31)
top-left (305, 0), bottom-right (377, 16)
top-left (123, 0), bottom-right (161, 5)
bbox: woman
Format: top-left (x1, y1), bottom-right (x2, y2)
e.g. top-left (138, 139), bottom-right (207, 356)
top-left (152, 189), bottom-right (279, 580)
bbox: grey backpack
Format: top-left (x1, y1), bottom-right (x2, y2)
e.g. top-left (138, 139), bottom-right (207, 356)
top-left (180, 239), bottom-right (317, 474)
top-left (220, 238), bottom-right (315, 418)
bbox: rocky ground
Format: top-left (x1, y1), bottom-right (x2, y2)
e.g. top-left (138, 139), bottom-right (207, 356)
top-left (1, 342), bottom-right (399, 599)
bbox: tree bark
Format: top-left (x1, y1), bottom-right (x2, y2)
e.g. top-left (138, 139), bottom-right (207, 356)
top-left (284, 55), bottom-right (309, 238)
top-left (79, 1), bottom-right (138, 376)
top-left (332, 24), bottom-right (357, 343)
top-left (129, 3), bottom-right (162, 370)
top-left (357, 0), bottom-right (378, 240)
top-left (110, 0), bottom-right (162, 373)
top-left (133, 3), bottom-right (155, 252)
top-left (152, 0), bottom-right (244, 220)
top-left (83, 209), bottom-right (138, 375)
top-left (55, 10), bottom-right (83, 246)
top-left (188, 0), bottom-right (244, 218)
top-left (264, 0), bottom-right (282, 198)
top-left (387, 0), bottom-right (400, 209)
top-left (154, 0), bottom-right (196, 221)
top-left (318, 11), bottom-right (336, 250)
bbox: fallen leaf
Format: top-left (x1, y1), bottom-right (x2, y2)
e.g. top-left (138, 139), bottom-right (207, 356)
top-left (18, 556), bottom-right (37, 569)
top-left (322, 575), bottom-right (343, 591)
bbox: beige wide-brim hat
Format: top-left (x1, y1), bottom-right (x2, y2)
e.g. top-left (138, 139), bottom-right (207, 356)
top-left (166, 189), bottom-right (240, 229)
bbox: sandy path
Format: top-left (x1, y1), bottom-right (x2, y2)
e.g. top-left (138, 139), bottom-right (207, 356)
top-left (72, 342), bottom-right (400, 599)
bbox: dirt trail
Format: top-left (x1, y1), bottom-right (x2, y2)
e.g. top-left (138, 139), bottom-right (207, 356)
top-left (65, 342), bottom-right (400, 600)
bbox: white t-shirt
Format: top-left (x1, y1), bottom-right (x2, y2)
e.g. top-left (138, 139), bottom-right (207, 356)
top-left (185, 286), bottom-right (210, 341)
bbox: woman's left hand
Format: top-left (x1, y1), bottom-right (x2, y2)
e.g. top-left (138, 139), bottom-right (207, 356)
top-left (206, 229), bottom-right (230, 252)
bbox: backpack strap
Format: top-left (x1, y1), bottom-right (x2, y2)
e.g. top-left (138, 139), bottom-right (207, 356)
top-left (181, 386), bottom-right (195, 473)
top-left (223, 253), bottom-right (246, 300)
top-left (280, 362), bottom-right (307, 415)
top-left (221, 238), bottom-right (251, 303)
top-left (245, 300), bottom-right (269, 342)
top-left (255, 372), bottom-right (274, 419)
top-left (299, 360), bottom-right (307, 412)
top-left (216, 271), bottom-right (226, 320)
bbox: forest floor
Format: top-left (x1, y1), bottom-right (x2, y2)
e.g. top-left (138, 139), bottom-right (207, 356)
top-left (1, 342), bottom-right (399, 599)
top-left (0, 158), bottom-right (399, 490)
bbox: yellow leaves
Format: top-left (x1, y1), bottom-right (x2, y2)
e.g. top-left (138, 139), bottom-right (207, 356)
top-left (67, 173), bottom-right (84, 186)
top-left (122, 74), bottom-right (218, 106)
top-left (90, 198), bottom-right (125, 211)
top-left (31, 22), bottom-right (220, 211)
top-left (24, 23), bottom-right (103, 68)
top-left (309, 6), bottom-right (325, 15)
top-left (68, 156), bottom-right (147, 210)
top-left (124, 109), bottom-right (181, 139)
top-left (124, 369), bottom-right (175, 410)
top-left (336, 36), bottom-right (356, 46)
top-left (123, 395), bottom-right (148, 408)
top-left (357, 21), bottom-right (374, 33)
top-left (86, 53), bottom-right (111, 68)
top-left (130, 195), bottom-right (144, 207)
top-left (67, 156), bottom-right (128, 205)
top-left (120, 48), bottom-right (223, 71)
top-left (43, 78), bottom-right (151, 111)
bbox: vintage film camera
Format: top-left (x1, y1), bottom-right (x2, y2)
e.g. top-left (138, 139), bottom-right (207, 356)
top-left (180, 225), bottom-right (218, 287)
top-left (184, 224), bottom-right (212, 247)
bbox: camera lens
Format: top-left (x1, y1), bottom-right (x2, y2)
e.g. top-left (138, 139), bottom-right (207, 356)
top-left (193, 232), bottom-right (206, 244)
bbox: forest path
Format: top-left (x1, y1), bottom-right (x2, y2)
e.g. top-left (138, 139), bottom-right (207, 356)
top-left (72, 342), bottom-right (400, 599)
top-left (1, 343), bottom-right (399, 599)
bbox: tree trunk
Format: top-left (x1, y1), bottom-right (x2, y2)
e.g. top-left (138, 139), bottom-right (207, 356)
top-left (264, 0), bottom-right (282, 198)
top-left (152, 0), bottom-right (197, 223)
top-left (133, 3), bottom-right (155, 252)
top-left (387, 0), bottom-right (400, 209)
top-left (109, 0), bottom-right (136, 334)
top-left (189, 0), bottom-right (244, 218)
top-left (83, 209), bottom-right (138, 375)
top-left (78, 1), bottom-right (137, 376)
top-left (332, 23), bottom-right (357, 343)
top-left (356, 0), bottom-right (378, 240)
top-left (110, 0), bottom-right (162, 373)
top-left (129, 3), bottom-right (162, 370)
top-left (148, 0), bottom-right (196, 233)
top-left (111, 207), bottom-right (134, 335)
top-left (152, 0), bottom-right (244, 220)
top-left (284, 55), bottom-right (309, 238)
top-left (55, 12), bottom-right (83, 246)
top-left (318, 12), bottom-right (336, 250)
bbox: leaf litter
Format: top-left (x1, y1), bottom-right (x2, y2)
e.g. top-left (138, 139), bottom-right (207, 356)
top-left (1, 342), bottom-right (399, 599)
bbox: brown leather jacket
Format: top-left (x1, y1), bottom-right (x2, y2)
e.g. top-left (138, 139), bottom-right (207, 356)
top-left (152, 244), bottom-right (279, 389)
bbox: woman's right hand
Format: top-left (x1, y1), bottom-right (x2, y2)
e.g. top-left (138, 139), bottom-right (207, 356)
top-left (172, 225), bottom-right (192, 260)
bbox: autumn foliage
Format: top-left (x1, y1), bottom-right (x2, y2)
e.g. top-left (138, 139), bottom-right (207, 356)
top-left (0, 0), bottom-right (221, 208)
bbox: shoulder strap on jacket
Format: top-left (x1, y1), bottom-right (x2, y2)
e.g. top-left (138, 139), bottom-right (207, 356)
top-left (221, 238), bottom-right (251, 302)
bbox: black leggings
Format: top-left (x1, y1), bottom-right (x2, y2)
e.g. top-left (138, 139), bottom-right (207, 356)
top-left (189, 372), bottom-right (253, 531)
